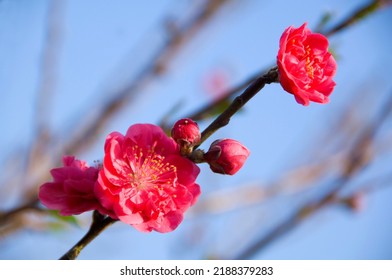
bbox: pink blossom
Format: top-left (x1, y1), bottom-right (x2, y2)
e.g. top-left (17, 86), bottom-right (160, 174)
top-left (38, 156), bottom-right (107, 216)
top-left (95, 124), bottom-right (201, 233)
top-left (204, 139), bottom-right (250, 175)
top-left (277, 23), bottom-right (337, 105)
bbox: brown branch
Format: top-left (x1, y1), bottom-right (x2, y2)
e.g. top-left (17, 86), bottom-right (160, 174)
top-left (34, 0), bottom-right (64, 137)
top-left (59, 211), bottom-right (117, 260)
top-left (0, 200), bottom-right (40, 226)
top-left (22, 0), bottom-right (65, 201)
top-left (197, 67), bottom-right (279, 146)
top-left (189, 72), bottom-right (260, 122)
top-left (233, 171), bottom-right (392, 259)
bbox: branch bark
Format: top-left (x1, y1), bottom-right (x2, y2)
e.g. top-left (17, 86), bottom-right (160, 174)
top-left (59, 211), bottom-right (117, 260)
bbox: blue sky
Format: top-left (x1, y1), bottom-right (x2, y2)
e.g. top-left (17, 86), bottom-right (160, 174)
top-left (1, 0), bottom-right (392, 260)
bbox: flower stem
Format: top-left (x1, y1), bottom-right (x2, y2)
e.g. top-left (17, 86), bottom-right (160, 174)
top-left (59, 211), bottom-right (117, 260)
top-left (198, 66), bottom-right (279, 146)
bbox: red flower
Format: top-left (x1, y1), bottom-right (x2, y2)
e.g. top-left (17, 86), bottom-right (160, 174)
top-left (95, 124), bottom-right (201, 233)
top-left (277, 23), bottom-right (337, 106)
top-left (204, 139), bottom-right (250, 175)
top-left (38, 156), bottom-right (106, 216)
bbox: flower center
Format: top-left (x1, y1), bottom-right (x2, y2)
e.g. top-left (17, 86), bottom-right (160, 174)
top-left (128, 145), bottom-right (177, 190)
top-left (305, 45), bottom-right (315, 79)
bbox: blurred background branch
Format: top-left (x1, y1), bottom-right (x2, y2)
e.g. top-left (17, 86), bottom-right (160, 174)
top-left (234, 88), bottom-right (392, 259)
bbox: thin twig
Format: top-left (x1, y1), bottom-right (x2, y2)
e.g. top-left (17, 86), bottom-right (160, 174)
top-left (188, 72), bottom-right (260, 122)
top-left (0, 200), bottom-right (40, 226)
top-left (197, 67), bottom-right (279, 146)
top-left (59, 211), bottom-right (117, 260)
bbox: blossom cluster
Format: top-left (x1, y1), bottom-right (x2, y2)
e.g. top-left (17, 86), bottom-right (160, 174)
top-left (39, 122), bottom-right (250, 233)
top-left (38, 23), bottom-right (336, 234)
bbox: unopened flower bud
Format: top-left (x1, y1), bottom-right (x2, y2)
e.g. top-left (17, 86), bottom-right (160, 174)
top-left (171, 118), bottom-right (201, 155)
top-left (204, 139), bottom-right (250, 175)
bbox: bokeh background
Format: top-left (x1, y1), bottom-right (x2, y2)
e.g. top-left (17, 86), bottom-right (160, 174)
top-left (1, 0), bottom-right (392, 260)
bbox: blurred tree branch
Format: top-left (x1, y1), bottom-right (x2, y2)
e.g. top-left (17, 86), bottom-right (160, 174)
top-left (63, 0), bottom-right (229, 157)
top-left (233, 89), bottom-right (392, 259)
top-left (323, 0), bottom-right (392, 36)
top-left (23, 0), bottom-right (65, 203)
top-left (189, 85), bottom-right (391, 215)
